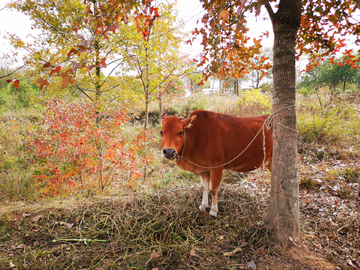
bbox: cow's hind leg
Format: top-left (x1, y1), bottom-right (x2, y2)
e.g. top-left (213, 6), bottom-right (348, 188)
top-left (199, 174), bottom-right (210, 211)
top-left (209, 168), bottom-right (223, 217)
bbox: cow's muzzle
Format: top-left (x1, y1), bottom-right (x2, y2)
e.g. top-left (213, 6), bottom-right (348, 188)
top-left (162, 148), bottom-right (178, 160)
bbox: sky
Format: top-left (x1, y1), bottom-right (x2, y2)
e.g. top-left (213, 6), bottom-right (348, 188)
top-left (0, 0), bottom-right (274, 68)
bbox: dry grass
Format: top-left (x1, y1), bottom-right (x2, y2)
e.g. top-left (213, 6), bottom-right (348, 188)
top-left (1, 181), bottom-right (272, 269)
top-left (1, 165), bottom-right (359, 269)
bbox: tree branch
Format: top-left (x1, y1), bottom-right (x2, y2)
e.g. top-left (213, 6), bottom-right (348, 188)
top-left (265, 3), bottom-right (275, 28)
top-left (75, 84), bottom-right (93, 101)
top-left (0, 63), bottom-right (27, 79)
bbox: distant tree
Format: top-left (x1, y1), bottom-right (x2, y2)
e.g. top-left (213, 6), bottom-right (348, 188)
top-left (250, 47), bottom-right (273, 89)
top-left (119, 3), bottom-right (185, 130)
top-left (5, 0), bottom-right (159, 104)
top-left (300, 55), bottom-right (359, 93)
top-left (334, 57), bottom-right (359, 92)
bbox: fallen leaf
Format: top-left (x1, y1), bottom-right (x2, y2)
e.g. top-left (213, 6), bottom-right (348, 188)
top-left (54, 221), bottom-right (74, 228)
top-left (190, 249), bottom-right (201, 258)
top-left (150, 250), bottom-right (161, 259)
top-left (9, 261), bottom-right (16, 268)
top-left (16, 243), bottom-right (26, 249)
top-left (32, 215), bottom-right (41, 223)
top-left (248, 261), bottom-right (256, 270)
top-left (23, 213), bottom-right (31, 218)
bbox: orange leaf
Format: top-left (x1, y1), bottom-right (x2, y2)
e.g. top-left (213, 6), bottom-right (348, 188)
top-left (37, 78), bottom-right (49, 90)
top-left (219, 10), bottom-right (230, 22)
top-left (61, 74), bottom-right (75, 88)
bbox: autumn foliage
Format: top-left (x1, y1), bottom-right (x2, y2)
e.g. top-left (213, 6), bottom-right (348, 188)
top-left (25, 99), bottom-right (146, 196)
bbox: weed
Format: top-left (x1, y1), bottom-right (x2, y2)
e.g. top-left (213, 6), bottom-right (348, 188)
top-left (343, 167), bottom-right (359, 184)
top-left (300, 177), bottom-right (319, 190)
top-left (237, 89), bottom-right (272, 117)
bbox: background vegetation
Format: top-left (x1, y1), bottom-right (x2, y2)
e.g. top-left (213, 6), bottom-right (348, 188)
top-left (0, 0), bottom-right (359, 268)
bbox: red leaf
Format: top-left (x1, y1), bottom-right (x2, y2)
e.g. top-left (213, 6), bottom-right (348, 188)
top-left (7, 79), bottom-right (13, 83)
top-left (68, 48), bottom-right (77, 57)
top-left (13, 80), bottom-right (20, 89)
top-left (99, 58), bottom-right (107, 68)
top-left (50, 66), bottom-right (61, 76)
top-left (86, 64), bottom-right (97, 71)
top-left (43, 62), bottom-right (51, 68)
top-left (107, 23), bottom-right (119, 33)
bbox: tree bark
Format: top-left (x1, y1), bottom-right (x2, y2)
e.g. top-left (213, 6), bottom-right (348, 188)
top-left (264, 0), bottom-right (302, 245)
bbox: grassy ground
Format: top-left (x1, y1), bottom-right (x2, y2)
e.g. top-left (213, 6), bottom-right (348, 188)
top-left (0, 91), bottom-right (359, 269)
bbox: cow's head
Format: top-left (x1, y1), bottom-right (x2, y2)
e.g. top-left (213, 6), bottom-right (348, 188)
top-left (160, 113), bottom-right (197, 160)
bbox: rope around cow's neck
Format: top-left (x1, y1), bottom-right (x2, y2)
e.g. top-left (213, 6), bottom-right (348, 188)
top-left (176, 130), bottom-right (186, 161)
top-left (178, 105), bottom-right (297, 170)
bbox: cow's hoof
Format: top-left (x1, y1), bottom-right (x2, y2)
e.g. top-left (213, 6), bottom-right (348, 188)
top-left (209, 210), bottom-right (218, 217)
top-left (199, 204), bottom-right (208, 211)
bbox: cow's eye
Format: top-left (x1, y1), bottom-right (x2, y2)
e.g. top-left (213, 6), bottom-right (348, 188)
top-left (179, 131), bottom-right (184, 136)
top-left (160, 130), bottom-right (163, 135)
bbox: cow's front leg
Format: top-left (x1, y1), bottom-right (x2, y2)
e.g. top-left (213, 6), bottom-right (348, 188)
top-left (209, 168), bottom-right (223, 217)
top-left (199, 174), bottom-right (210, 211)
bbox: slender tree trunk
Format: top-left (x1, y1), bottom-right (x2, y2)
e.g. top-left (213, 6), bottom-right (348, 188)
top-left (159, 86), bottom-right (162, 125)
top-left (265, 0), bottom-right (302, 245)
top-left (145, 92), bottom-right (149, 130)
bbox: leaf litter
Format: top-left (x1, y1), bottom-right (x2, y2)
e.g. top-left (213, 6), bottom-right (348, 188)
top-left (0, 148), bottom-right (359, 269)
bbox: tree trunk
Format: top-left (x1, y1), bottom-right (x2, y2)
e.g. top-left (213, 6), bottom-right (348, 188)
top-left (265, 0), bottom-right (302, 245)
top-left (159, 86), bottom-right (162, 125)
top-left (234, 79), bottom-right (238, 95)
top-left (145, 91), bottom-right (149, 130)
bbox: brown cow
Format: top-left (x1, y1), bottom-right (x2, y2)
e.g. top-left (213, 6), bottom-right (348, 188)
top-left (160, 109), bottom-right (272, 217)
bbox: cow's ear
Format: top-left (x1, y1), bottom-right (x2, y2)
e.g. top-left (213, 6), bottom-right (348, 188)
top-left (161, 112), bottom-right (168, 120)
top-left (183, 115), bottom-right (197, 129)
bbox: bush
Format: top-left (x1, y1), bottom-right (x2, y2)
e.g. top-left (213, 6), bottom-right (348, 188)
top-left (0, 115), bottom-right (38, 202)
top-left (297, 104), bottom-right (359, 146)
top-left (25, 98), bottom-right (147, 196)
top-left (259, 82), bottom-right (273, 92)
top-left (0, 83), bottom-right (40, 112)
top-left (237, 88), bottom-right (272, 117)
